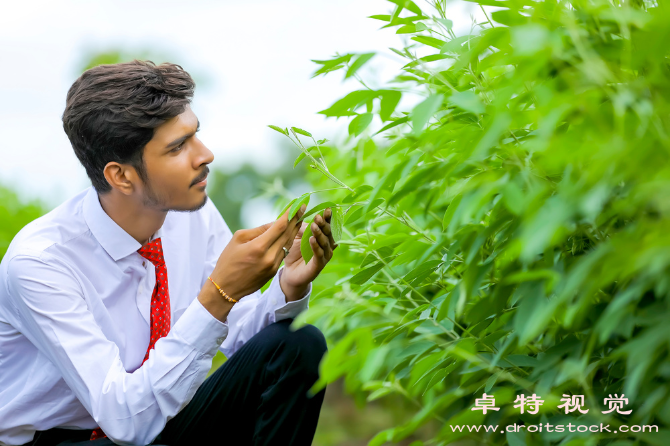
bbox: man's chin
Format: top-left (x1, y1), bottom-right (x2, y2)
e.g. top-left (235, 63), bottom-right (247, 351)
top-left (169, 194), bottom-right (209, 213)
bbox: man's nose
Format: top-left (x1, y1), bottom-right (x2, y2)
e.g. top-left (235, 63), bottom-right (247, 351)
top-left (193, 137), bottom-right (214, 167)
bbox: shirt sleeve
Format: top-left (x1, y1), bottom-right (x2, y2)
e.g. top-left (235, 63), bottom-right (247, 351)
top-left (200, 200), bottom-right (312, 359)
top-left (6, 254), bottom-right (227, 446)
top-left (219, 266), bottom-right (311, 358)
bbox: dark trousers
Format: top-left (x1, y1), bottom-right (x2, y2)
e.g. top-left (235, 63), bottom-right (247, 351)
top-left (27, 319), bottom-right (328, 446)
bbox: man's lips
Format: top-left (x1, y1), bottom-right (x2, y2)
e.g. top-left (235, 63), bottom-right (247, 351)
top-left (191, 168), bottom-right (209, 187)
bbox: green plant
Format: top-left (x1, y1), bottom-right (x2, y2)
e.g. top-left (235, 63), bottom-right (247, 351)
top-left (0, 186), bottom-right (47, 261)
top-left (270, 0), bottom-right (670, 444)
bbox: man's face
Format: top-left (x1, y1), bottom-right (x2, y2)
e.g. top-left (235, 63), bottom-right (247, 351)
top-left (140, 105), bottom-right (214, 212)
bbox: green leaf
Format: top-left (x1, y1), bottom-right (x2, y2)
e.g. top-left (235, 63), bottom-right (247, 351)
top-left (291, 127), bottom-right (312, 137)
top-left (293, 152), bottom-right (307, 168)
top-left (502, 181), bottom-right (524, 215)
top-left (437, 18), bottom-right (453, 29)
top-left (277, 198), bottom-right (298, 219)
top-left (349, 113), bottom-right (373, 136)
top-left (402, 54), bottom-right (453, 70)
top-left (288, 193), bottom-right (310, 220)
top-left (506, 431), bottom-right (526, 446)
top-left (448, 91), bottom-right (484, 114)
top-left (397, 24), bottom-right (417, 34)
top-left (351, 262), bottom-right (384, 284)
top-left (436, 289), bottom-right (454, 322)
top-left (330, 206), bottom-right (344, 243)
top-left (359, 345), bottom-right (390, 381)
top-left (345, 52), bottom-right (376, 79)
top-left (411, 94), bottom-right (443, 136)
top-left (492, 9), bottom-right (528, 27)
top-left (410, 36), bottom-right (445, 49)
top-left (293, 146), bottom-right (320, 168)
top-left (403, 259), bottom-right (441, 284)
top-left (373, 116), bottom-right (409, 136)
top-left (344, 206), bottom-right (367, 225)
top-left (369, 14), bottom-right (391, 22)
top-left (319, 90), bottom-right (378, 117)
top-left (380, 90), bottom-right (402, 122)
top-left (300, 218), bottom-right (314, 264)
top-left (485, 370), bottom-right (502, 393)
top-left (310, 54), bottom-right (353, 78)
top-left (506, 355), bottom-right (539, 368)
top-left (299, 202), bottom-right (338, 223)
top-left (471, 113), bottom-right (511, 160)
top-left (511, 24), bottom-right (549, 55)
top-left (343, 185), bottom-right (373, 204)
top-left (298, 206), bottom-right (343, 264)
top-left (361, 164), bottom-right (403, 216)
top-left (267, 125), bottom-right (288, 136)
top-left (442, 194), bottom-right (463, 231)
top-left (386, 0), bottom-right (423, 15)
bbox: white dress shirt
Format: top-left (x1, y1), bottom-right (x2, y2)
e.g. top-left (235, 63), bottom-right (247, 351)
top-left (0, 186), bottom-right (310, 446)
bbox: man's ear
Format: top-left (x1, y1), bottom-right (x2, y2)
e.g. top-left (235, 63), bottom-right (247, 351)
top-left (103, 162), bottom-right (139, 195)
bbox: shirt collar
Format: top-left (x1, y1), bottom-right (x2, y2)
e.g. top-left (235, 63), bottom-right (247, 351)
top-left (152, 226), bottom-right (164, 242)
top-left (82, 187), bottom-right (143, 261)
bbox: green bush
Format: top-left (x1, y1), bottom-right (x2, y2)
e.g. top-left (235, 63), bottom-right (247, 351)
top-left (272, 0), bottom-right (670, 443)
top-left (0, 186), bottom-right (46, 260)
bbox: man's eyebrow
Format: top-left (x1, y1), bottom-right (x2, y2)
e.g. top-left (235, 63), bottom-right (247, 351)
top-left (165, 119), bottom-right (200, 149)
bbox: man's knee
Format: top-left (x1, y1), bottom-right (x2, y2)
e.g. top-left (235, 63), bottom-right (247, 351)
top-left (290, 322), bottom-right (328, 365)
top-left (260, 319), bottom-right (327, 373)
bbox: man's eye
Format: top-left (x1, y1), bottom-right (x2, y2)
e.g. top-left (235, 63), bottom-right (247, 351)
top-left (173, 143), bottom-right (185, 152)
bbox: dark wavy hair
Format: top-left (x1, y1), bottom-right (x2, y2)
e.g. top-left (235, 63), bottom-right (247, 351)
top-left (62, 60), bottom-right (195, 193)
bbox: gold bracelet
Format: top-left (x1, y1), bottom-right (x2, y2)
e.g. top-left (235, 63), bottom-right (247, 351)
top-left (207, 276), bottom-right (238, 304)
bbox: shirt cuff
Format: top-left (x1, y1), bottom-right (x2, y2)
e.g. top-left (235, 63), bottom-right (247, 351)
top-left (171, 298), bottom-right (229, 358)
top-left (265, 266), bottom-right (311, 322)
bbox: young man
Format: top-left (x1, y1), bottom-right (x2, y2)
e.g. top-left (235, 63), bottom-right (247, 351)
top-left (0, 60), bottom-right (338, 446)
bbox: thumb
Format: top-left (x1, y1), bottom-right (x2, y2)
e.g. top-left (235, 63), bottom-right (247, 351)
top-left (296, 222), bottom-right (308, 239)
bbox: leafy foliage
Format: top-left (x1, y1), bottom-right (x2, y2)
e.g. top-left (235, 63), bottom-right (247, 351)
top-left (0, 186), bottom-right (47, 260)
top-left (272, 0), bottom-right (670, 443)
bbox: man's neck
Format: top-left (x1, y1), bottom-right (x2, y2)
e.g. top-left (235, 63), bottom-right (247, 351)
top-left (98, 191), bottom-right (167, 246)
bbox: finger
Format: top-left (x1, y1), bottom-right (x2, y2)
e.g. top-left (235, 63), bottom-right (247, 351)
top-left (255, 209), bottom-right (291, 248)
top-left (295, 222), bottom-right (308, 239)
top-left (272, 217), bottom-right (306, 268)
top-left (260, 205), bottom-right (306, 250)
top-left (311, 221), bottom-right (333, 260)
top-left (275, 210), bottom-right (304, 253)
top-left (309, 236), bottom-right (327, 268)
top-left (314, 213), bottom-right (336, 248)
top-left (324, 207), bottom-right (332, 224)
top-left (236, 222), bottom-right (273, 243)
top-left (283, 234), bottom-right (304, 264)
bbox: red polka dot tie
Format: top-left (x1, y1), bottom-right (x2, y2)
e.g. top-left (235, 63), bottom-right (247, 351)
top-left (90, 237), bottom-right (171, 441)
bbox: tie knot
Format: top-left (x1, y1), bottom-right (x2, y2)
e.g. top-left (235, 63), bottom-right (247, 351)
top-left (137, 237), bottom-right (165, 266)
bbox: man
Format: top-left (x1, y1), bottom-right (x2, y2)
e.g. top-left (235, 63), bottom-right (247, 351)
top-left (0, 60), bottom-right (338, 446)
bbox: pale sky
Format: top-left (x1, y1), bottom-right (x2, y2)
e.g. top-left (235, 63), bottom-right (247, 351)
top-left (0, 0), bottom-right (481, 216)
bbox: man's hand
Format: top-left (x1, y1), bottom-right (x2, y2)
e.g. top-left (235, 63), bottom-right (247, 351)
top-left (280, 208), bottom-right (338, 301)
top-left (198, 205), bottom-right (306, 321)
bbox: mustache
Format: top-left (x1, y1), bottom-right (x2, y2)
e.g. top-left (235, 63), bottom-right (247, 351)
top-left (190, 166), bottom-right (210, 186)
